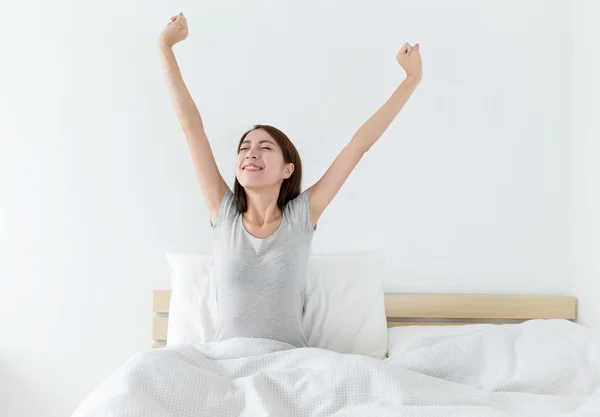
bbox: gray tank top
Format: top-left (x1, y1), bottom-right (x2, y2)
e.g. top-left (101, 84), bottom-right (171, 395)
top-left (210, 188), bottom-right (315, 347)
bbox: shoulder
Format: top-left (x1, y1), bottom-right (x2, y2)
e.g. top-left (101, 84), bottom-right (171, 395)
top-left (211, 188), bottom-right (237, 229)
top-left (284, 190), bottom-right (316, 233)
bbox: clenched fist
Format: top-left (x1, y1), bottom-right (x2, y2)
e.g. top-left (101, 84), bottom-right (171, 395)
top-left (396, 43), bottom-right (422, 78)
top-left (158, 12), bottom-right (189, 49)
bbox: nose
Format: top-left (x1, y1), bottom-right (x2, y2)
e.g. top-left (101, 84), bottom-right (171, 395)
top-left (245, 149), bottom-right (259, 159)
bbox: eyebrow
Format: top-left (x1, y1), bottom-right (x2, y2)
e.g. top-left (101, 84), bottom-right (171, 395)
top-left (240, 140), bottom-right (275, 146)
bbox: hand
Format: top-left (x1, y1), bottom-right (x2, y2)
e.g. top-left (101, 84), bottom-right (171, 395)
top-left (158, 12), bottom-right (189, 49)
top-left (396, 42), bottom-right (422, 78)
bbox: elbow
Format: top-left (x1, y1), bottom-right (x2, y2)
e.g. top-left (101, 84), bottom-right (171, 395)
top-left (350, 135), bottom-right (375, 154)
top-left (181, 118), bottom-right (204, 135)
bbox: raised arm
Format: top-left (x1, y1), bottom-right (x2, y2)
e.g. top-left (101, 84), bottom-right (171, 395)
top-left (306, 42), bottom-right (423, 228)
top-left (158, 13), bottom-right (228, 225)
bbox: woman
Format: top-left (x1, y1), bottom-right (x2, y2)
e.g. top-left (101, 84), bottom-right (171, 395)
top-left (158, 13), bottom-right (422, 348)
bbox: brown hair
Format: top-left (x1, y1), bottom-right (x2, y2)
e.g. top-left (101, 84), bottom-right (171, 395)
top-left (234, 124), bottom-right (302, 213)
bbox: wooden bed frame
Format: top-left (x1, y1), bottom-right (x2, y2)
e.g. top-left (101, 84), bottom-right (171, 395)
top-left (152, 290), bottom-right (577, 348)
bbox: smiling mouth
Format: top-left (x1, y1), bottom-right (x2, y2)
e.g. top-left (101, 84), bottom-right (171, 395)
top-left (243, 166), bottom-right (264, 172)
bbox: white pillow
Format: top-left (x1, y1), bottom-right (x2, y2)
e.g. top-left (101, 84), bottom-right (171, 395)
top-left (165, 251), bottom-right (389, 358)
top-left (387, 324), bottom-right (497, 357)
top-left (302, 251), bottom-right (388, 359)
top-left (165, 252), bottom-right (219, 346)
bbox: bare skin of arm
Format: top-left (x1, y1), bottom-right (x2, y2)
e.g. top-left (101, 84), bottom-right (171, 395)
top-left (158, 13), bottom-right (228, 225)
top-left (307, 42), bottom-right (423, 228)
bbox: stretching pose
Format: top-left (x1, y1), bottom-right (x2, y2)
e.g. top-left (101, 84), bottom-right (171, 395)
top-left (158, 12), bottom-right (422, 347)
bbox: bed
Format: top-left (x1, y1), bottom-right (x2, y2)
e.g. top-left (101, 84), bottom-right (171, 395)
top-left (71, 290), bottom-right (600, 417)
top-left (151, 290), bottom-right (578, 347)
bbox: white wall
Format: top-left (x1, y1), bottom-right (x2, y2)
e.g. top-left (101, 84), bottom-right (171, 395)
top-left (572, 1), bottom-right (600, 330)
top-left (0, 0), bottom-right (576, 415)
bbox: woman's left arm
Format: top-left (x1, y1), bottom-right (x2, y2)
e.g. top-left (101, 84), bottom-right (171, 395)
top-left (306, 42), bottom-right (423, 228)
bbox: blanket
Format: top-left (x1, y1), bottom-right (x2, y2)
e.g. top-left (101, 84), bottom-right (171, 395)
top-left (72, 319), bottom-right (600, 416)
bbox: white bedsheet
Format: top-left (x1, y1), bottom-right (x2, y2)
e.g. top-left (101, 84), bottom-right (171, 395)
top-left (72, 320), bottom-right (600, 417)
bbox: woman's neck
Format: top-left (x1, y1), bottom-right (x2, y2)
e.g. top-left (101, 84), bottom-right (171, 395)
top-left (243, 186), bottom-right (282, 227)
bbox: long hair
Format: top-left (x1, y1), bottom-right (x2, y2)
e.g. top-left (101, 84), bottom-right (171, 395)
top-left (234, 124), bottom-right (302, 213)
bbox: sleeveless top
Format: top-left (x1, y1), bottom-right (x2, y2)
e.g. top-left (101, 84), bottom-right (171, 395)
top-left (210, 188), bottom-right (316, 347)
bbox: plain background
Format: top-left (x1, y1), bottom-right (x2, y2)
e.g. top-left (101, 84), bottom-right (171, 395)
top-left (1, 0), bottom-right (598, 415)
top-left (571, 1), bottom-right (600, 346)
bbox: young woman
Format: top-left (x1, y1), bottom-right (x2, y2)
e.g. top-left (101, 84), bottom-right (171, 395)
top-left (158, 13), bottom-right (422, 348)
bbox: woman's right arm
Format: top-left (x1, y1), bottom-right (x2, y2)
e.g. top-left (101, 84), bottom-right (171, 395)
top-left (158, 13), bottom-right (228, 225)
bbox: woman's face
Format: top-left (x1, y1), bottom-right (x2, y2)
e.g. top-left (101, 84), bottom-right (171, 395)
top-left (236, 129), bottom-right (294, 190)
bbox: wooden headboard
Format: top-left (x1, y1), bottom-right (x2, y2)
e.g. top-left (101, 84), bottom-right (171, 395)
top-left (152, 290), bottom-right (577, 348)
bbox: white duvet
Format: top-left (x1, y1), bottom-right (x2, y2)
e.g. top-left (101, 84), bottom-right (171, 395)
top-left (72, 320), bottom-right (600, 417)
